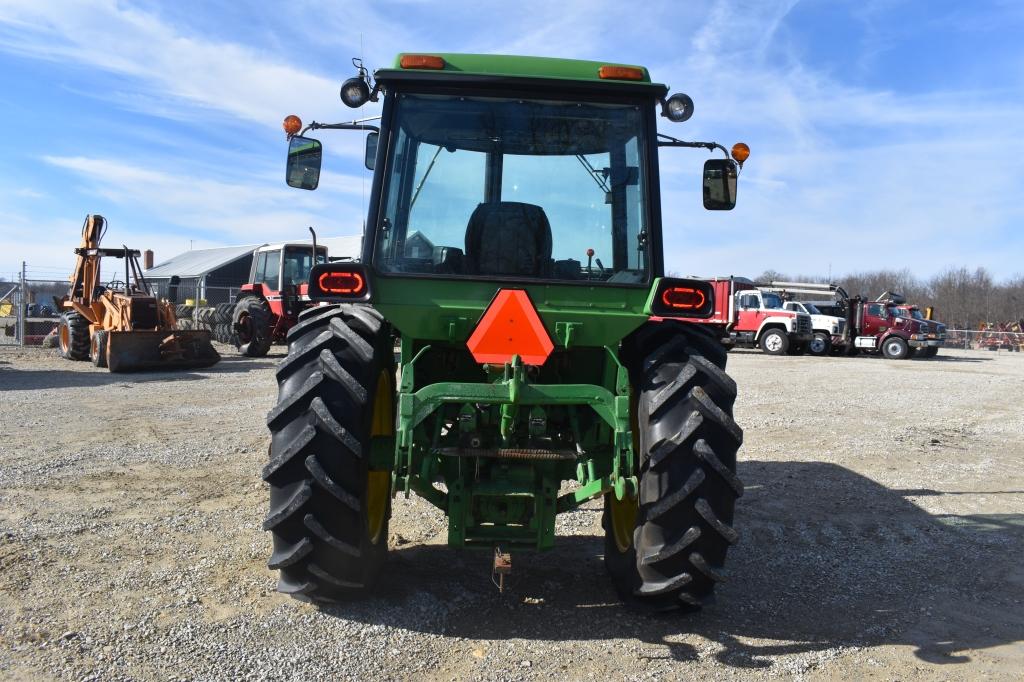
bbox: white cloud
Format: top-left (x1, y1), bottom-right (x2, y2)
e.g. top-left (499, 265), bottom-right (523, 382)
top-left (0, 0), bottom-right (341, 128)
top-left (40, 155), bottom-right (366, 245)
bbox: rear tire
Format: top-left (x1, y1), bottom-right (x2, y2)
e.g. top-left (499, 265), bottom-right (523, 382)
top-left (233, 297), bottom-right (272, 357)
top-left (759, 328), bottom-right (788, 355)
top-left (90, 330), bottom-right (108, 368)
top-left (808, 332), bottom-right (831, 357)
top-left (920, 346), bottom-right (939, 358)
top-left (264, 303), bottom-right (395, 602)
top-left (57, 311), bottom-right (90, 361)
top-left (881, 335), bottom-right (909, 360)
top-left (604, 322), bottom-right (744, 611)
top-left (786, 341), bottom-right (807, 356)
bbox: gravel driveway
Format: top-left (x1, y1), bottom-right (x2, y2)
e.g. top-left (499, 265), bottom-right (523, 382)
top-left (1, 344), bottom-right (1022, 680)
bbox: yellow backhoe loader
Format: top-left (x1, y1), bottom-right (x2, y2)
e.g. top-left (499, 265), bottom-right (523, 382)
top-left (57, 214), bottom-right (219, 372)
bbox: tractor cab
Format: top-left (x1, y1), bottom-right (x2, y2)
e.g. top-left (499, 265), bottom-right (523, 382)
top-left (248, 243), bottom-right (328, 296)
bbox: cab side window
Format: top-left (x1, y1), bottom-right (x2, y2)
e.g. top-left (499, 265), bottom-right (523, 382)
top-left (254, 252), bottom-right (267, 284)
top-left (740, 294), bottom-right (759, 309)
top-left (262, 252), bottom-right (281, 289)
top-left (867, 304), bottom-right (884, 318)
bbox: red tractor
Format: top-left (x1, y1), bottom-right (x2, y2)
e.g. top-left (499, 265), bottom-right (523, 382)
top-left (232, 237), bottom-right (327, 356)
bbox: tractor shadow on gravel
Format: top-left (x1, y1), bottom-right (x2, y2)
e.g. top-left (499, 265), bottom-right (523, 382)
top-left (324, 461), bottom-right (1024, 670)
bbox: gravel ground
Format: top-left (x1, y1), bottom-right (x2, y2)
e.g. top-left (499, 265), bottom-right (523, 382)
top-left (1, 343), bottom-right (1022, 680)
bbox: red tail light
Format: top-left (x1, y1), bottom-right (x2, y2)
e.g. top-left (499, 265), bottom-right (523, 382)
top-left (661, 287), bottom-right (706, 310)
top-left (651, 278), bottom-right (715, 318)
top-left (318, 271), bottom-right (365, 295)
top-left (309, 264), bottom-right (371, 301)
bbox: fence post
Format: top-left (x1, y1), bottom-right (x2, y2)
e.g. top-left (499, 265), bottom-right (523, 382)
top-left (18, 261), bottom-right (26, 347)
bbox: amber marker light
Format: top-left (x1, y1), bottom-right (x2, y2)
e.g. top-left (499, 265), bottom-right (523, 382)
top-left (731, 142), bottom-right (750, 166)
top-left (318, 271), bottom-right (365, 295)
top-left (400, 54), bottom-right (445, 69)
top-left (598, 65), bottom-right (645, 80)
top-left (661, 287), bottom-right (706, 310)
top-left (283, 115), bottom-right (302, 136)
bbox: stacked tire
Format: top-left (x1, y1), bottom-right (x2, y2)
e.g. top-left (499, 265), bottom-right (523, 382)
top-left (175, 303), bottom-right (235, 343)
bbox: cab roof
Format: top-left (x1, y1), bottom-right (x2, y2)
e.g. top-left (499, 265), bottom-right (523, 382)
top-left (376, 53), bottom-right (668, 96)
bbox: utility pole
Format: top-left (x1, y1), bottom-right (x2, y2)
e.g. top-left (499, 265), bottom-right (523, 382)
top-left (18, 261), bottom-right (26, 347)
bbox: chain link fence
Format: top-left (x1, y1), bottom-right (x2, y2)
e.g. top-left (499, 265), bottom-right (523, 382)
top-left (1, 263), bottom-right (244, 347)
top-left (945, 329), bottom-right (1024, 352)
top-left (1, 271), bottom-right (64, 347)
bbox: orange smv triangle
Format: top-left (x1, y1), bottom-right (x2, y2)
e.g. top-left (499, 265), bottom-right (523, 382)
top-left (466, 289), bottom-right (554, 366)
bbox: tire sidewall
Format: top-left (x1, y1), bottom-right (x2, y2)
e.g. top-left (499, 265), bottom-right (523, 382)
top-left (760, 329), bottom-right (788, 355)
top-left (809, 332), bottom-right (831, 356)
top-left (882, 336), bottom-right (909, 359)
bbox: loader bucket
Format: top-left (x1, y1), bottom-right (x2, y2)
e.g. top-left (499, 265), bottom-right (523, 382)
top-left (106, 330), bottom-right (220, 373)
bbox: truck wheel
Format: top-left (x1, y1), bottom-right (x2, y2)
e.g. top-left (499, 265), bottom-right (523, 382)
top-left (881, 336), bottom-right (909, 360)
top-left (264, 303), bottom-right (395, 602)
top-left (786, 341), bottom-right (806, 356)
top-left (233, 297), bottom-right (272, 357)
top-left (57, 311), bottom-right (90, 360)
top-left (90, 330), bottom-right (108, 368)
top-left (920, 346), bottom-right (939, 358)
top-left (758, 328), bottom-right (788, 355)
top-left (605, 322), bottom-right (744, 611)
top-left (808, 332), bottom-right (831, 357)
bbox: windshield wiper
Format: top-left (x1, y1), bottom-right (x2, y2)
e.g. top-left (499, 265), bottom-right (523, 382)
top-left (576, 155), bottom-right (610, 193)
top-left (410, 146), bottom-right (445, 209)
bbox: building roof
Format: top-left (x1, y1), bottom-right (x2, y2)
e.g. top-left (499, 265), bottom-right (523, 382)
top-left (145, 244), bottom-right (259, 279)
top-left (143, 235), bottom-right (363, 279)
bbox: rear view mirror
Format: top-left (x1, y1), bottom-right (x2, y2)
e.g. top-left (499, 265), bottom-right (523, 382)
top-left (702, 158), bottom-right (737, 210)
top-left (286, 136), bottom-right (322, 190)
top-left (364, 132), bottom-right (379, 171)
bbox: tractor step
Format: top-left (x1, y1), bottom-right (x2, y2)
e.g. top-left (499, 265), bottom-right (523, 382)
top-left (437, 447), bottom-right (577, 461)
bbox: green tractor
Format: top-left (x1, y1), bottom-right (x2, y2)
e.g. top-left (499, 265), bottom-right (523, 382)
top-left (266, 53), bottom-right (748, 611)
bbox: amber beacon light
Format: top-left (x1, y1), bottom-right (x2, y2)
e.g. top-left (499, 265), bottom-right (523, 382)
top-left (282, 115), bottom-right (302, 136)
top-left (400, 54), bottom-right (445, 69)
top-left (598, 65), bottom-right (645, 80)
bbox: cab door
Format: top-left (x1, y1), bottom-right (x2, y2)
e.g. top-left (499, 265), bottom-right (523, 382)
top-left (735, 292), bottom-right (765, 332)
top-left (861, 302), bottom-right (888, 335)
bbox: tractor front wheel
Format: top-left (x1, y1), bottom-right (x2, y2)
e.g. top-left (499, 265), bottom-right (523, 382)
top-left (604, 322), bottom-right (744, 611)
top-left (264, 303), bottom-right (395, 602)
top-left (57, 311), bottom-right (90, 361)
top-left (233, 297), bottom-right (272, 357)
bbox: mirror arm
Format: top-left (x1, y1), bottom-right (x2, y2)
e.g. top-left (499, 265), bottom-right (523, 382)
top-left (657, 134), bottom-right (730, 158)
top-left (301, 121), bottom-right (381, 135)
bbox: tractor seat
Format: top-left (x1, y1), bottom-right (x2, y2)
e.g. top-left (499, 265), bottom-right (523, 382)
top-left (464, 202), bottom-right (552, 277)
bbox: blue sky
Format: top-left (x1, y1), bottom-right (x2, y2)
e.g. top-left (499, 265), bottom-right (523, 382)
top-left (1, 0), bottom-right (1022, 282)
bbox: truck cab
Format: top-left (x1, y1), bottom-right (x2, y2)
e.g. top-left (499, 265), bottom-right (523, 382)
top-left (783, 300), bottom-right (845, 356)
top-left (895, 304), bottom-right (946, 356)
top-left (731, 288), bottom-right (813, 355)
